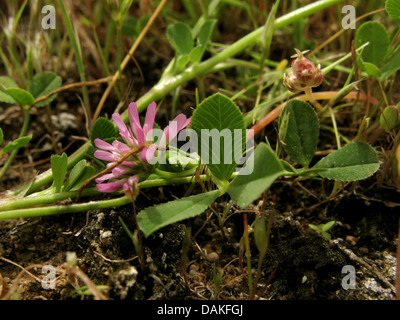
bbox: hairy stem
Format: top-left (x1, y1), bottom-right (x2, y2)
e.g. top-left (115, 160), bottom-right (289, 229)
top-left (304, 87), bottom-right (323, 111)
top-left (0, 174), bottom-right (228, 217)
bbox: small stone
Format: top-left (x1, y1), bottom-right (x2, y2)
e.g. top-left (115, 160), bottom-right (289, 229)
top-left (346, 235), bottom-right (357, 245)
top-left (206, 252), bottom-right (219, 263)
top-left (189, 264), bottom-right (199, 272)
top-left (100, 230), bottom-right (112, 239)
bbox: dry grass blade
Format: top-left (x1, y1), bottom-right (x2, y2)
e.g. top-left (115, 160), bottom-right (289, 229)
top-left (75, 146), bottom-right (144, 202)
top-left (32, 76), bottom-right (115, 106)
top-left (308, 8), bottom-right (386, 57)
top-left (92, 0), bottom-right (168, 123)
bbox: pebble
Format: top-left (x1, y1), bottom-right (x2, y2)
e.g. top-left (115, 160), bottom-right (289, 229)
top-left (189, 264), bottom-right (199, 272)
top-left (346, 235), bottom-right (357, 245)
top-left (206, 252), bottom-right (219, 263)
top-left (100, 230), bottom-right (112, 239)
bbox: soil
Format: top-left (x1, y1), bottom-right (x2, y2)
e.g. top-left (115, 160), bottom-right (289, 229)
top-left (1, 3), bottom-right (399, 302)
top-left (1, 176), bottom-right (399, 300)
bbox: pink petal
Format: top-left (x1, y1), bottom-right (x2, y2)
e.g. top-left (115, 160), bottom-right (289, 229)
top-left (112, 140), bottom-right (131, 154)
top-left (96, 180), bottom-right (125, 193)
top-left (172, 114), bottom-right (191, 131)
top-left (123, 176), bottom-right (139, 195)
top-left (122, 161), bottom-right (136, 167)
top-left (94, 138), bottom-right (115, 152)
top-left (128, 102), bottom-right (141, 131)
top-left (94, 150), bottom-right (119, 162)
top-left (112, 166), bottom-right (129, 177)
top-left (112, 113), bottom-right (132, 143)
top-left (128, 102), bottom-right (145, 146)
top-left (161, 115), bottom-right (191, 145)
top-left (127, 127), bottom-right (138, 145)
top-left (139, 144), bottom-right (157, 163)
top-left (136, 128), bottom-right (146, 146)
top-left (158, 127), bottom-right (169, 148)
top-left (143, 102), bottom-right (156, 135)
top-left (164, 121), bottom-right (179, 143)
top-left (95, 172), bottom-right (116, 183)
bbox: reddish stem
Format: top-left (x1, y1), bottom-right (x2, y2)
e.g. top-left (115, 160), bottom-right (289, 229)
top-left (247, 91), bottom-right (380, 140)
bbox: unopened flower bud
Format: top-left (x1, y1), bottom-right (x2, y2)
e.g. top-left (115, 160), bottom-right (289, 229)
top-left (283, 48), bottom-right (323, 92)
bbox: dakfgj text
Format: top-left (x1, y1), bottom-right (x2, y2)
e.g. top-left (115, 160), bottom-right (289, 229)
top-left (156, 303), bottom-right (243, 317)
top-left (201, 304), bottom-right (243, 316)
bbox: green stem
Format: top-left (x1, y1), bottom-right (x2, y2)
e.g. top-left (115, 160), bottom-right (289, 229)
top-left (0, 195), bottom-right (131, 220)
top-left (329, 107), bottom-right (341, 149)
top-left (0, 187), bottom-right (99, 212)
top-left (0, 174), bottom-right (217, 217)
top-left (116, 21), bottom-right (124, 97)
top-left (58, 0), bottom-right (91, 128)
top-left (328, 106), bottom-right (342, 197)
top-left (304, 87), bottom-right (323, 111)
top-left (154, 167), bottom-right (197, 179)
top-left (0, 106), bottom-right (30, 180)
top-left (243, 214), bottom-right (253, 297)
top-left (14, 0), bottom-right (346, 196)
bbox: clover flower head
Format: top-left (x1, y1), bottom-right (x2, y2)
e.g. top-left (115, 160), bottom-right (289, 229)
top-left (93, 101), bottom-right (191, 194)
top-left (283, 48), bottom-right (323, 92)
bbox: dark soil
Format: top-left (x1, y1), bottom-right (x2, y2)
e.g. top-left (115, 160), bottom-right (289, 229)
top-left (1, 176), bottom-right (398, 300)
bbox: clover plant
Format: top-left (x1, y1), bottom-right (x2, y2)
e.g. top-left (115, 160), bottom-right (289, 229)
top-left (0, 0), bottom-right (396, 247)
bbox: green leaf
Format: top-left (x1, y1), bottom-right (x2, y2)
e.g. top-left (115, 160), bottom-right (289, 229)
top-left (190, 19), bottom-right (216, 63)
top-left (321, 231), bottom-right (331, 239)
top-left (188, 46), bottom-right (203, 63)
top-left (380, 50), bottom-right (400, 80)
top-left (137, 190), bottom-right (220, 237)
top-left (29, 72), bottom-right (62, 107)
top-left (386, 0), bottom-right (400, 20)
top-left (51, 153), bottom-right (68, 193)
top-left (0, 76), bottom-right (19, 104)
top-left (228, 143), bottom-right (286, 208)
top-left (90, 117), bottom-right (118, 145)
top-left (122, 15), bottom-right (140, 38)
top-left (355, 21), bottom-right (390, 66)
top-left (119, 0), bottom-right (134, 21)
top-left (62, 159), bottom-right (89, 192)
top-left (322, 221), bottom-right (335, 232)
top-left (0, 127), bottom-right (3, 145)
top-left (5, 88), bottom-right (35, 106)
top-left (308, 224), bottom-right (320, 232)
top-left (67, 166), bottom-right (96, 191)
top-left (313, 142), bottom-right (380, 181)
top-left (198, 19), bottom-right (216, 47)
top-left (176, 55), bottom-right (190, 71)
top-left (380, 105), bottom-right (399, 130)
top-left (360, 61), bottom-right (381, 78)
top-left (254, 215), bottom-right (267, 254)
top-left (167, 22), bottom-right (193, 56)
top-left (1, 135), bottom-right (32, 154)
top-left (278, 99), bottom-right (319, 166)
top-left (190, 93), bottom-right (246, 181)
